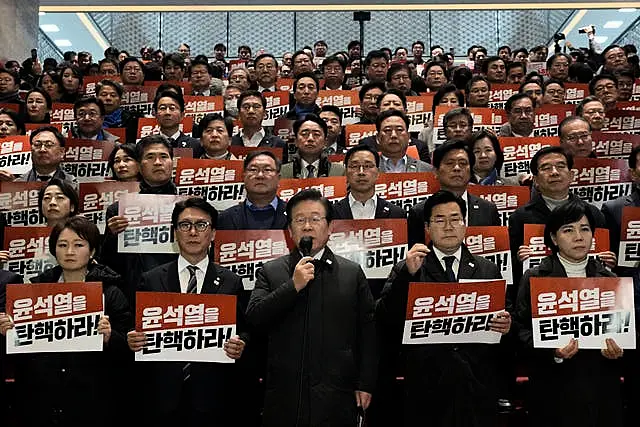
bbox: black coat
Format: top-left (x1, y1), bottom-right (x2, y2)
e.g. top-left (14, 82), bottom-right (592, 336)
top-left (331, 195), bottom-right (407, 221)
top-left (247, 248), bottom-right (377, 427)
top-left (13, 264), bottom-right (131, 427)
top-left (601, 185), bottom-right (640, 276)
top-left (359, 135), bottom-right (431, 164)
top-left (407, 192), bottom-right (501, 248)
top-left (135, 260), bottom-right (250, 424)
top-left (377, 245), bottom-right (503, 427)
top-left (217, 198), bottom-right (288, 230)
top-left (514, 255), bottom-right (623, 427)
top-left (100, 180), bottom-right (179, 305)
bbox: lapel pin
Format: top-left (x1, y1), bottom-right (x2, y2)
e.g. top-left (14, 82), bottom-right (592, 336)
top-left (469, 262), bottom-right (475, 268)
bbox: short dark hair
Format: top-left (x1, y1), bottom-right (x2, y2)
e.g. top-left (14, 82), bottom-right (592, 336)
top-left (498, 45), bottom-right (512, 54)
top-left (38, 178), bottom-right (80, 218)
top-left (505, 93), bottom-right (533, 113)
top-left (530, 146), bottom-right (573, 175)
top-left (481, 56), bottom-right (504, 75)
top-left (243, 149), bottom-right (282, 172)
top-left (432, 84), bottom-right (465, 114)
top-left (163, 53), bottom-right (185, 70)
top-left (375, 109), bottom-right (409, 132)
top-left (74, 96), bottom-right (106, 117)
top-left (314, 40), bottom-right (327, 48)
top-left (424, 190), bottom-right (467, 225)
top-left (358, 81), bottom-right (386, 102)
top-left (254, 53), bottom-right (278, 68)
top-left (293, 113), bottom-right (328, 138)
top-left (237, 90), bottom-right (266, 110)
top-left (322, 55), bottom-right (346, 72)
top-left (293, 71), bottom-right (319, 93)
top-left (364, 50), bottom-right (389, 68)
top-left (49, 216), bottom-right (101, 258)
top-left (285, 188), bottom-right (332, 226)
top-left (136, 134), bottom-right (174, 161)
top-left (189, 58), bottom-right (213, 75)
top-left (559, 115), bottom-right (591, 139)
top-left (237, 45), bottom-right (252, 55)
top-left (96, 79), bottom-right (124, 98)
top-left (412, 40), bottom-right (425, 50)
top-left (107, 143), bottom-right (139, 180)
top-left (119, 57), bottom-right (145, 74)
top-left (171, 197), bottom-right (218, 230)
top-left (153, 90), bottom-right (185, 113)
top-left (546, 53), bottom-right (572, 70)
top-left (386, 62), bottom-right (412, 82)
top-left (465, 75), bottom-right (491, 104)
top-left (344, 144), bottom-right (380, 168)
top-left (575, 95), bottom-right (603, 116)
top-left (470, 130), bottom-right (504, 173)
top-left (506, 62), bottom-right (525, 75)
top-left (543, 78), bottom-right (565, 93)
top-left (0, 108), bottom-right (25, 135)
top-left (443, 107), bottom-right (473, 131)
top-left (0, 68), bottom-right (20, 85)
top-left (155, 82), bottom-right (183, 96)
top-left (26, 88), bottom-right (53, 110)
top-left (544, 199), bottom-right (595, 253)
top-left (376, 89), bottom-right (407, 110)
top-left (348, 40), bottom-right (362, 50)
top-left (214, 43), bottom-right (226, 52)
top-left (199, 113), bottom-right (234, 137)
top-left (589, 73), bottom-right (618, 95)
top-left (629, 145), bottom-right (640, 169)
top-left (320, 105), bottom-right (342, 122)
top-left (292, 50), bottom-right (312, 67)
top-left (30, 125), bottom-right (65, 147)
top-left (433, 139), bottom-right (474, 170)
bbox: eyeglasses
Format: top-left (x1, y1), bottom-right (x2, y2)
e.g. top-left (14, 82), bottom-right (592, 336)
top-left (510, 108), bottom-right (534, 116)
top-left (77, 110), bottom-right (100, 119)
top-left (363, 94), bottom-right (380, 101)
top-left (446, 122), bottom-right (470, 130)
top-left (594, 83), bottom-right (616, 94)
top-left (563, 132), bottom-right (591, 143)
top-left (430, 216), bottom-right (465, 228)
top-left (257, 64), bottom-right (276, 71)
top-left (246, 167), bottom-right (277, 176)
top-left (157, 105), bottom-right (179, 112)
top-left (292, 216), bottom-right (326, 226)
top-left (381, 126), bottom-right (407, 136)
top-left (177, 221), bottom-right (211, 233)
top-left (347, 163), bottom-right (377, 171)
top-left (32, 141), bottom-right (58, 149)
top-left (538, 162), bottom-right (568, 173)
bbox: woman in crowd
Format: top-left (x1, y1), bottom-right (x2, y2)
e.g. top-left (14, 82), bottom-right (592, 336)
top-left (38, 178), bottom-right (79, 228)
top-left (0, 216), bottom-right (131, 427)
top-left (58, 64), bottom-right (83, 104)
top-left (420, 83), bottom-right (465, 153)
top-left (515, 199), bottom-right (624, 427)
top-left (24, 88), bottom-right (52, 124)
top-left (37, 70), bottom-right (63, 103)
top-left (107, 143), bottom-right (140, 181)
top-left (0, 108), bottom-right (25, 138)
top-left (469, 130), bottom-right (518, 185)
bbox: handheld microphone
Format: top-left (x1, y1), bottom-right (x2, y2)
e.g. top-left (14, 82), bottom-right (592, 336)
top-left (299, 236), bottom-right (313, 257)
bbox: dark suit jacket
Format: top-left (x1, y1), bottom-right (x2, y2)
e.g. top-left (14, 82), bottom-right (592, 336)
top-left (247, 248), bottom-right (377, 427)
top-left (407, 192), bottom-right (501, 248)
top-left (136, 260), bottom-right (250, 421)
top-left (602, 186), bottom-right (640, 261)
top-left (170, 131), bottom-right (203, 157)
top-left (360, 135), bottom-right (432, 164)
top-left (377, 245), bottom-right (503, 427)
top-left (0, 270), bottom-right (22, 420)
top-left (217, 198), bottom-right (288, 230)
top-left (332, 195), bottom-right (407, 220)
top-left (230, 133), bottom-right (288, 163)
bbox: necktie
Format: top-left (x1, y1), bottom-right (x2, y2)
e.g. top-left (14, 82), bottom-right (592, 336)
top-left (306, 164), bottom-right (316, 178)
top-left (186, 265), bottom-right (198, 294)
top-left (443, 256), bottom-right (456, 282)
top-left (184, 265), bottom-right (198, 381)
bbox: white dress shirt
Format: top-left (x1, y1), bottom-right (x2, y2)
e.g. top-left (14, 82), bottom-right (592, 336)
top-left (301, 158), bottom-right (321, 178)
top-left (240, 128), bottom-right (266, 147)
top-left (432, 245), bottom-right (463, 279)
top-left (178, 255), bottom-right (209, 294)
top-left (349, 193), bottom-right (377, 219)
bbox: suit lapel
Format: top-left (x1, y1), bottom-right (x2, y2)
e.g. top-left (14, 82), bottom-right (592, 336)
top-left (467, 194), bottom-right (481, 225)
top-left (422, 250), bottom-right (449, 282)
top-left (166, 262), bottom-right (181, 293)
top-left (457, 246), bottom-right (479, 280)
top-left (201, 262), bottom-right (221, 294)
top-left (338, 197), bottom-right (354, 219)
top-left (374, 197), bottom-right (391, 218)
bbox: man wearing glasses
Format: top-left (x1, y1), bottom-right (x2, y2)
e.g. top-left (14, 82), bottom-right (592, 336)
top-left (230, 91), bottom-right (287, 152)
top-left (12, 126), bottom-right (79, 190)
top-left (127, 196), bottom-right (249, 427)
top-left (558, 116), bottom-right (596, 158)
top-left (247, 188), bottom-right (377, 427)
top-left (71, 97), bottom-right (120, 141)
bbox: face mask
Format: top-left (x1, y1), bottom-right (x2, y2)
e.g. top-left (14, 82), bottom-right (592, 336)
top-left (225, 99), bottom-right (238, 117)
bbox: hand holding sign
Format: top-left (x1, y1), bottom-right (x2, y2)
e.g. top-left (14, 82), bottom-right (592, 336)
top-left (0, 169), bottom-right (15, 182)
top-left (108, 215), bottom-right (129, 235)
top-left (517, 245), bottom-right (533, 262)
top-left (601, 338), bottom-right (623, 360)
top-left (127, 330), bottom-right (146, 352)
top-left (596, 251), bottom-right (617, 269)
top-left (98, 315), bottom-right (111, 344)
top-left (555, 338), bottom-right (579, 359)
top-left (223, 335), bottom-right (245, 359)
top-left (0, 313), bottom-right (14, 335)
top-left (406, 244), bottom-right (430, 275)
top-left (489, 311), bottom-right (512, 334)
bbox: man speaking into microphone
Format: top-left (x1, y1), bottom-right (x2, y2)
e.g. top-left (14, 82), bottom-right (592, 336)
top-left (247, 188), bottom-right (377, 427)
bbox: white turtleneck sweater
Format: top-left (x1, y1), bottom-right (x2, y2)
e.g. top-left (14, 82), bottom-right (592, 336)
top-left (557, 254), bottom-right (588, 277)
top-left (541, 194), bottom-right (570, 212)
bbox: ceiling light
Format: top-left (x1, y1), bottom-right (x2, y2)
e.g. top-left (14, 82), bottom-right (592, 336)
top-left (603, 21), bottom-right (624, 29)
top-left (40, 24), bottom-right (60, 32)
top-left (619, 8), bottom-right (637, 13)
top-left (39, 11), bottom-right (46, 16)
top-left (54, 39), bottom-right (72, 47)
top-left (594, 36), bottom-right (609, 44)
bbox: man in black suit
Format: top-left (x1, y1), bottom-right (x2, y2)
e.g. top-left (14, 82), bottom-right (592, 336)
top-left (333, 145), bottom-right (406, 221)
top-left (247, 189), bottom-right (377, 427)
top-left (218, 150), bottom-right (287, 230)
top-left (407, 139), bottom-right (501, 248)
top-left (154, 90), bottom-right (202, 156)
top-left (602, 145), bottom-right (640, 270)
top-left (377, 190), bottom-right (511, 427)
top-left (127, 197), bottom-right (249, 427)
top-left (230, 91), bottom-right (287, 152)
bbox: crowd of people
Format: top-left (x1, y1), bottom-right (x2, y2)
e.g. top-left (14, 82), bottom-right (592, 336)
top-left (0, 27), bottom-right (639, 427)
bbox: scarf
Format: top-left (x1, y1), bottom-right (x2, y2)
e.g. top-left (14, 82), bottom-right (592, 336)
top-left (139, 179), bottom-right (177, 195)
top-left (478, 169), bottom-right (499, 185)
top-left (103, 108), bottom-right (123, 128)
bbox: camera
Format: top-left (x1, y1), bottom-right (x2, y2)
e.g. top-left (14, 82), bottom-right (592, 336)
top-left (553, 33), bottom-right (566, 43)
top-left (578, 25), bottom-right (595, 34)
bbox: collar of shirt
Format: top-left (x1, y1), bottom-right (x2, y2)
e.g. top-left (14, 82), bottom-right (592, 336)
top-left (326, 142), bottom-right (338, 154)
top-left (240, 128), bottom-right (265, 147)
top-left (203, 151), bottom-right (232, 160)
top-left (194, 88), bottom-right (211, 96)
top-left (35, 170), bottom-right (56, 179)
top-left (460, 190), bottom-right (469, 224)
top-left (301, 158), bottom-right (321, 177)
top-left (381, 155), bottom-right (407, 171)
top-left (348, 193), bottom-right (377, 219)
top-left (432, 245), bottom-right (463, 277)
top-left (512, 130), bottom-right (534, 138)
top-left (168, 130), bottom-right (182, 141)
top-left (177, 255), bottom-right (210, 294)
top-left (259, 86), bottom-right (276, 92)
top-left (298, 247), bottom-right (325, 260)
top-left (246, 196), bottom-right (279, 212)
